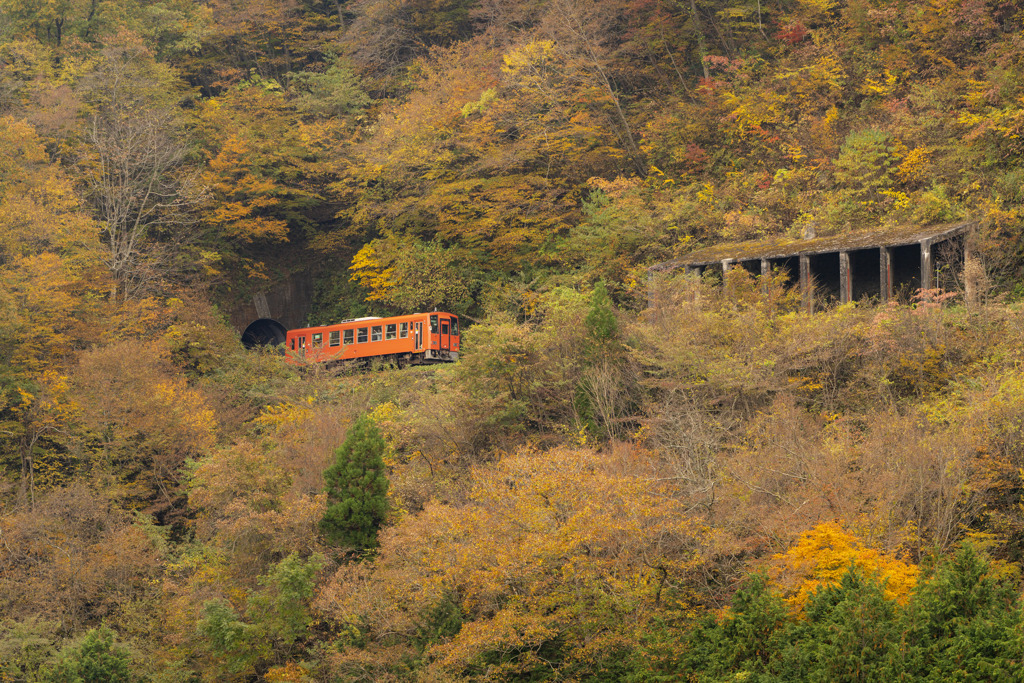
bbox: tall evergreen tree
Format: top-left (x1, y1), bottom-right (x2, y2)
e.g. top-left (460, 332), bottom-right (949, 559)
top-left (576, 279), bottom-right (630, 440)
top-left (677, 573), bottom-right (789, 681)
top-left (584, 280), bottom-right (618, 350)
top-left (319, 414), bottom-right (390, 551)
top-left (884, 545), bottom-right (1024, 682)
top-left (42, 627), bottom-right (141, 683)
top-left (775, 570), bottom-right (897, 682)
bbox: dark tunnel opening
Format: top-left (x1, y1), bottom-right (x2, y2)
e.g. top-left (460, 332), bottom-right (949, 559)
top-left (738, 260), bottom-right (761, 277)
top-left (892, 243), bottom-right (922, 300)
top-left (809, 252), bottom-right (841, 304)
top-left (770, 256), bottom-right (801, 288)
top-left (241, 318), bottom-right (288, 349)
top-left (850, 247), bottom-right (881, 301)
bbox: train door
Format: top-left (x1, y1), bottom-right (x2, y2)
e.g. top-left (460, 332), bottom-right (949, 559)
top-left (439, 317), bottom-right (451, 351)
top-left (414, 322), bottom-right (422, 349)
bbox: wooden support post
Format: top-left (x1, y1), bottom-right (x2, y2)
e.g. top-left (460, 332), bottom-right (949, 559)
top-left (800, 254), bottom-right (812, 312)
top-left (920, 239), bottom-right (933, 291)
top-left (722, 258), bottom-right (733, 273)
top-left (761, 259), bottom-right (770, 294)
top-left (880, 247), bottom-right (893, 303)
top-left (839, 251), bottom-right (852, 304)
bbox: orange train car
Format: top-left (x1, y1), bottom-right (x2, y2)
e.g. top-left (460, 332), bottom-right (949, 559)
top-left (284, 312), bottom-right (460, 366)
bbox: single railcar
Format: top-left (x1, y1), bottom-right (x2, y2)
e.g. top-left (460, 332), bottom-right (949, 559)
top-left (284, 312), bottom-right (460, 366)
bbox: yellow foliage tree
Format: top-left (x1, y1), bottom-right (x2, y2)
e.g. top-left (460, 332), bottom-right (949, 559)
top-left (73, 340), bottom-right (218, 515)
top-left (349, 232), bottom-right (473, 312)
top-left (194, 87), bottom-right (334, 281)
top-left (318, 445), bottom-right (709, 679)
top-left (772, 522), bottom-right (919, 612)
top-left (0, 117), bottom-right (107, 371)
top-left (0, 118), bottom-right (108, 512)
top-left (202, 134), bottom-right (291, 244)
top-left (9, 370), bottom-right (80, 509)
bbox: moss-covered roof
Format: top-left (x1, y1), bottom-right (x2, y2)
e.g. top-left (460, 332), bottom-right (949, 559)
top-left (653, 220), bottom-right (974, 270)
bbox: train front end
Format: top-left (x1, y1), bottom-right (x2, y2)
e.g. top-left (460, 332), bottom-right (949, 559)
top-left (423, 312), bottom-right (459, 362)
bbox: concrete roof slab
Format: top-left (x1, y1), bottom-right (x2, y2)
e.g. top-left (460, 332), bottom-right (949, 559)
top-left (652, 220), bottom-right (974, 270)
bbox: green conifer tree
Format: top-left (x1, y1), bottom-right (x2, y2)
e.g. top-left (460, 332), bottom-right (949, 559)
top-left (576, 280), bottom-right (628, 440)
top-left (676, 572), bottom-right (789, 680)
top-left (319, 415), bottom-right (390, 551)
top-left (775, 569), bottom-right (897, 681)
top-left (42, 627), bottom-right (141, 683)
top-left (584, 280), bottom-right (618, 348)
top-left (884, 544), bottom-right (1024, 681)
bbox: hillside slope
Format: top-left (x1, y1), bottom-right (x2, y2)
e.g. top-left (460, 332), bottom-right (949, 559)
top-left (4, 0), bottom-right (1024, 680)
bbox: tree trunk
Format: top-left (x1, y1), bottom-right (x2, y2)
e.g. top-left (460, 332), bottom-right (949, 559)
top-left (19, 433), bottom-right (40, 511)
top-left (688, 0), bottom-right (710, 80)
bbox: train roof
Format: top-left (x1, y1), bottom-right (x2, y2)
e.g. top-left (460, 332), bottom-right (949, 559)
top-left (287, 312), bottom-right (458, 334)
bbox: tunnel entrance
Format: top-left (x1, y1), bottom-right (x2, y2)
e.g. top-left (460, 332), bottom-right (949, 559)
top-left (738, 260), bottom-right (760, 277)
top-left (809, 252), bottom-right (841, 304)
top-left (241, 318), bottom-right (288, 349)
top-left (934, 234), bottom-right (966, 292)
top-left (891, 244), bottom-right (922, 301)
top-left (769, 256), bottom-right (801, 287)
top-left (850, 248), bottom-right (881, 301)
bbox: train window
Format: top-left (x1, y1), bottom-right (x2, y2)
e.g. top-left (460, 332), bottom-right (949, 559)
top-left (386, 323), bottom-right (397, 340)
top-left (371, 325), bottom-right (383, 342)
top-left (290, 338), bottom-right (295, 350)
top-left (343, 329), bottom-right (354, 345)
top-left (452, 317), bottom-right (459, 336)
top-left (441, 321), bottom-right (449, 335)
top-left (329, 330), bottom-right (340, 347)
top-left (357, 328), bottom-right (368, 343)
top-left (297, 336), bottom-right (306, 349)
top-left (430, 315), bottom-right (438, 334)
top-left (312, 332), bottom-right (323, 347)
top-left (399, 322), bottom-right (408, 338)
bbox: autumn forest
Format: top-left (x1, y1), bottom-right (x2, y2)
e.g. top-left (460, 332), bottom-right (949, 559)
top-left (5, 0), bottom-right (1024, 680)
